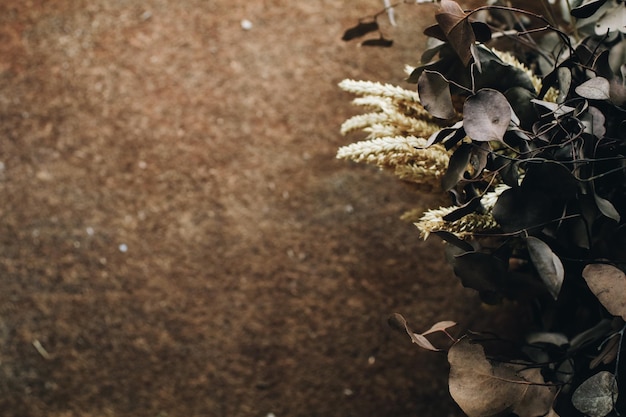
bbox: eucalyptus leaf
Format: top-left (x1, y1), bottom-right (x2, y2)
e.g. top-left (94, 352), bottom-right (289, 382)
top-left (423, 24), bottom-right (447, 42)
top-left (442, 143), bottom-right (472, 191)
top-left (525, 237), bottom-right (564, 299)
top-left (582, 264), bottom-right (626, 320)
top-left (418, 70), bottom-right (456, 119)
top-left (435, 0), bottom-right (474, 65)
top-left (581, 105), bottom-right (606, 138)
top-left (425, 121), bottom-right (464, 147)
top-left (452, 251), bottom-right (506, 293)
top-left (571, 0), bottom-right (608, 18)
top-left (448, 338), bottom-right (557, 417)
top-left (556, 66), bottom-right (572, 103)
top-left (448, 338), bottom-right (525, 417)
top-left (493, 188), bottom-right (558, 234)
top-left (422, 320), bottom-right (457, 336)
top-left (432, 231), bottom-right (475, 252)
top-left (388, 313), bottom-right (441, 351)
top-left (575, 77), bottom-right (611, 100)
top-left (470, 21), bottom-right (491, 43)
top-left (463, 89), bottom-right (511, 142)
top-left (572, 371), bottom-right (618, 417)
top-left (594, 192), bottom-right (620, 222)
top-left (505, 87), bottom-right (537, 130)
top-left (522, 161), bottom-right (578, 199)
top-left (442, 196), bottom-right (481, 222)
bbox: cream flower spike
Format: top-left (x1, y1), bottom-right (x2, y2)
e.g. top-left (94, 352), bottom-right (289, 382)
top-left (339, 79), bottom-right (420, 101)
top-left (414, 184), bottom-right (509, 239)
top-left (337, 136), bottom-right (450, 191)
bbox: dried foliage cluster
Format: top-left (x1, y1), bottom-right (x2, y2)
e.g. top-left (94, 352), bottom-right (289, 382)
top-left (340, 0), bottom-right (626, 416)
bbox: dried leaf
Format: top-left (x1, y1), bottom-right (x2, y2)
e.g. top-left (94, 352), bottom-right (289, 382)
top-left (575, 77), bottom-right (611, 100)
top-left (422, 320), bottom-right (457, 336)
top-left (423, 23), bottom-right (447, 41)
top-left (514, 367), bottom-right (559, 417)
top-left (435, 0), bottom-right (474, 65)
top-left (572, 371), bottom-right (618, 417)
top-left (449, 338), bottom-right (524, 417)
top-left (388, 313), bottom-right (440, 351)
top-left (525, 237), bottom-right (564, 300)
top-left (410, 332), bottom-right (439, 351)
top-left (448, 338), bottom-right (556, 417)
top-left (463, 89), bottom-right (511, 142)
top-left (582, 264), bottom-right (626, 320)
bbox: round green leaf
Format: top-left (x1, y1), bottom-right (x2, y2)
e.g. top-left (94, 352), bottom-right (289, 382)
top-left (463, 89), bottom-right (511, 142)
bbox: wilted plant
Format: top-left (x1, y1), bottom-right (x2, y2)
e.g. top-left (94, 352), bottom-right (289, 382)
top-left (339, 0), bottom-right (626, 416)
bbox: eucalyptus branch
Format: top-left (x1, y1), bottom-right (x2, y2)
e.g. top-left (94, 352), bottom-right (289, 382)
top-left (468, 5), bottom-right (575, 56)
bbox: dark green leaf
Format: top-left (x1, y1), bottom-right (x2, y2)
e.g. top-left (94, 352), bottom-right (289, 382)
top-left (470, 21), bottom-right (491, 43)
top-left (425, 121), bottom-right (463, 147)
top-left (442, 143), bottom-right (472, 191)
top-left (525, 237), bottom-right (564, 299)
top-left (418, 70), bottom-right (456, 119)
top-left (472, 46), bottom-right (536, 93)
top-left (571, 0), bottom-right (608, 18)
top-left (432, 231), bottom-right (475, 252)
top-left (594, 193), bottom-right (620, 222)
top-left (469, 142), bottom-right (489, 179)
top-left (504, 87), bottom-right (537, 130)
top-left (489, 154), bottom-right (520, 187)
top-left (420, 41), bottom-right (447, 66)
top-left (442, 196), bottom-right (481, 222)
top-left (522, 161), bottom-right (578, 199)
top-left (493, 188), bottom-right (558, 234)
top-left (452, 251), bottom-right (507, 293)
top-left (443, 126), bottom-right (467, 150)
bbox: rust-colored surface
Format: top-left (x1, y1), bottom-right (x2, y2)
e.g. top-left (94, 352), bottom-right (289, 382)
top-left (0, 1), bottom-right (490, 416)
